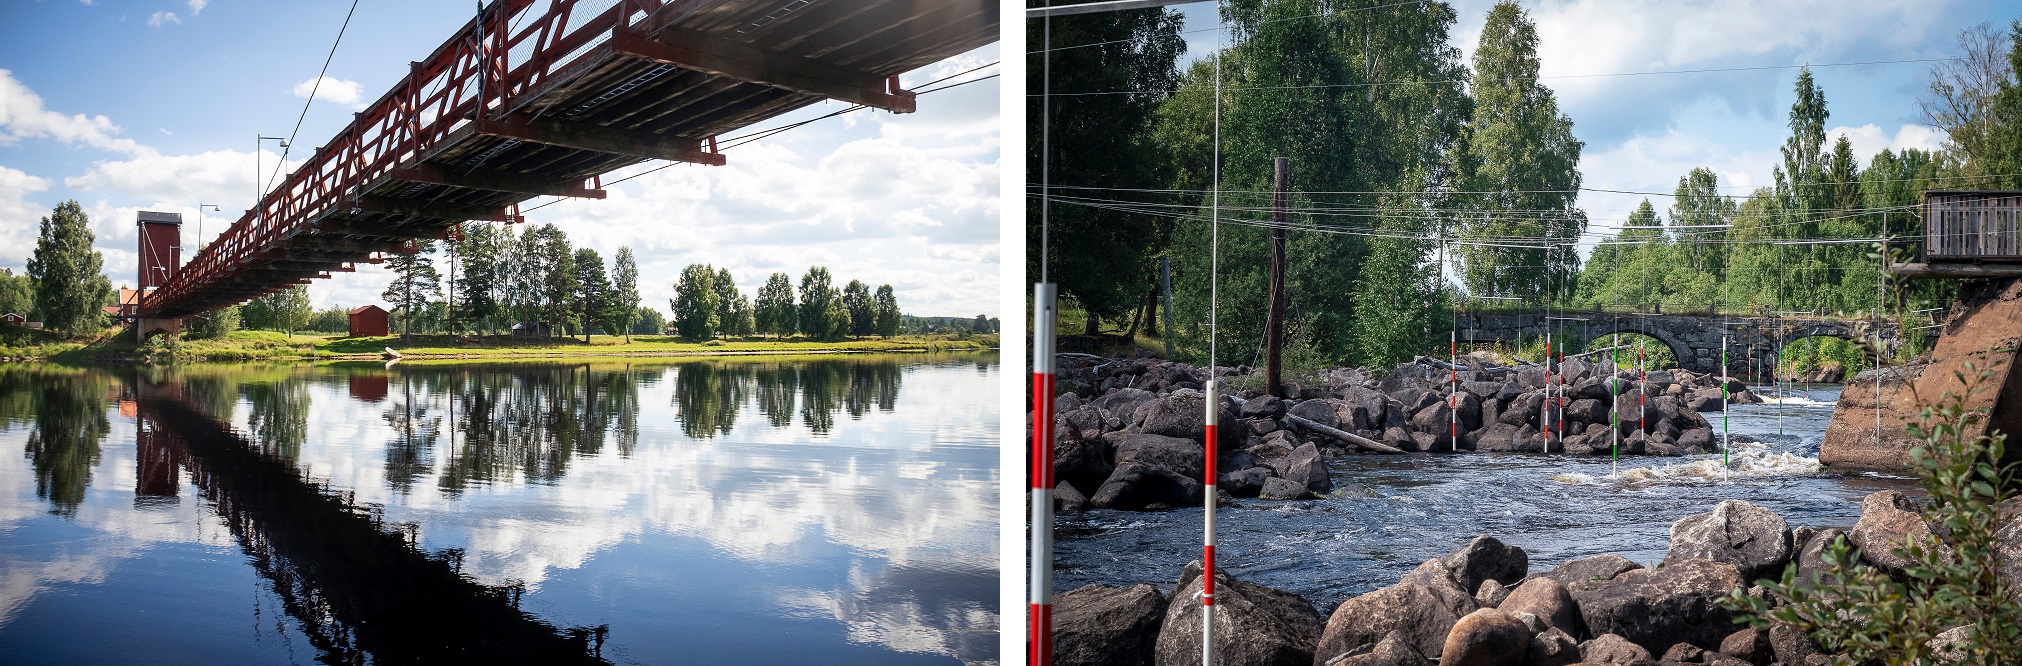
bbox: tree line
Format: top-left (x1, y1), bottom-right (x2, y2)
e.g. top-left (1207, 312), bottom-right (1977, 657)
top-left (669, 264), bottom-right (906, 341)
top-left (1032, 0), bottom-right (2022, 371)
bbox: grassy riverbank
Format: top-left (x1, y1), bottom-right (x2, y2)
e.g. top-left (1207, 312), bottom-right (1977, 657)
top-left (38, 329), bottom-right (996, 363)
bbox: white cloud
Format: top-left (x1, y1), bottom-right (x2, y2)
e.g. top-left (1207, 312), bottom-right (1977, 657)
top-left (0, 69), bottom-right (150, 156)
top-left (187, 0), bottom-right (207, 16)
top-left (147, 11), bottom-right (180, 28)
top-left (292, 75), bottom-right (365, 111)
top-left (0, 167), bottom-right (53, 268)
top-left (1825, 123), bottom-right (1947, 163)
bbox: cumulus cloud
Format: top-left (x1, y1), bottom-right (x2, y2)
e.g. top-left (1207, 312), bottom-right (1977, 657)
top-left (0, 167), bottom-right (54, 268)
top-left (147, 11), bottom-right (180, 28)
top-left (1826, 123), bottom-right (1947, 162)
top-left (0, 69), bottom-right (149, 156)
top-left (292, 75), bottom-right (366, 110)
top-left (187, 0), bottom-right (207, 16)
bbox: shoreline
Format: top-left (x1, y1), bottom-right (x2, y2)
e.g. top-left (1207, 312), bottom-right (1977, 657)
top-left (1, 332), bottom-right (997, 365)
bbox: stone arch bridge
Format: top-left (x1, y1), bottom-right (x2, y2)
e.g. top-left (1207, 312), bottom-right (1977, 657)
top-left (1455, 311), bottom-right (1910, 378)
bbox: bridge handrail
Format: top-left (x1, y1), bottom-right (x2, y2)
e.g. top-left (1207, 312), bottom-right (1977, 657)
top-left (143, 0), bottom-right (662, 317)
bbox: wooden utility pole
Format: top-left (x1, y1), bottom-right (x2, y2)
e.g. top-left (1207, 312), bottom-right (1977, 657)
top-left (1267, 156), bottom-right (1289, 397)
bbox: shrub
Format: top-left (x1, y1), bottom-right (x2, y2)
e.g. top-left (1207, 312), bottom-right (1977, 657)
top-left (1721, 360), bottom-right (2020, 664)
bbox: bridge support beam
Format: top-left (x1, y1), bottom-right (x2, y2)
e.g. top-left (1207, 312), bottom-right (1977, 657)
top-left (611, 27), bottom-right (917, 113)
top-left (135, 317), bottom-right (183, 342)
top-left (473, 114), bottom-right (727, 166)
top-left (390, 163), bottom-right (605, 200)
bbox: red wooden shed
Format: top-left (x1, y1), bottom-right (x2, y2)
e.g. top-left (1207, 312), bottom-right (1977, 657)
top-left (348, 305), bottom-right (389, 337)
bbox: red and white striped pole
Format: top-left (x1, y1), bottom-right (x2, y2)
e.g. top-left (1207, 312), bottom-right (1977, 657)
top-left (1030, 283), bottom-right (1057, 666)
top-left (1449, 331), bottom-right (1457, 449)
top-left (1202, 373), bottom-right (1218, 665)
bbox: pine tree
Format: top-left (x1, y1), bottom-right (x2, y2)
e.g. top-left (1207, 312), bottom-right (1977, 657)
top-left (572, 247), bottom-right (610, 341)
top-left (382, 241), bottom-right (440, 339)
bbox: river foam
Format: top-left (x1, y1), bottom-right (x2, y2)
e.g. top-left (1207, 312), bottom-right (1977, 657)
top-left (1550, 438), bottom-right (1821, 486)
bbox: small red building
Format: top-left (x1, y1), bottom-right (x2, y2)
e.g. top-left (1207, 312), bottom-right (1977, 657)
top-left (348, 305), bottom-right (389, 337)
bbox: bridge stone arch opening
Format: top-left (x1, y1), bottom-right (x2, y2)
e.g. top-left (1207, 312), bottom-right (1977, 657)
top-left (1454, 310), bottom-right (1906, 379)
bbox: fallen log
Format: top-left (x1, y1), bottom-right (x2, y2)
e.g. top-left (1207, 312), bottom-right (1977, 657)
top-left (1225, 394), bottom-right (1406, 455)
top-left (1412, 355), bottom-right (1513, 376)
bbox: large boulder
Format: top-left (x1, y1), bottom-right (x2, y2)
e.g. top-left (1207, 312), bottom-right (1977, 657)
top-left (1091, 462), bottom-right (1204, 510)
top-left (1528, 627), bottom-right (1582, 666)
top-left (1719, 627), bottom-right (1770, 666)
top-left (1286, 399), bottom-right (1341, 430)
top-left (1055, 435), bottom-right (1115, 494)
top-left (1238, 394), bottom-right (1288, 419)
top-left (1095, 388), bottom-right (1160, 425)
top-left (1410, 400), bottom-right (1454, 436)
top-left (1314, 582), bottom-right (1469, 662)
top-left (1792, 527), bottom-right (1849, 589)
top-left (1398, 559), bottom-right (1483, 620)
top-left (1664, 500), bottom-right (1793, 581)
top-left (1132, 393), bottom-right (1238, 447)
top-left (1055, 583), bottom-right (1167, 666)
top-left (1155, 564), bottom-right (1323, 666)
top-left (1571, 558), bottom-right (1747, 654)
top-left (1473, 423), bottom-right (1540, 453)
top-left (1111, 433), bottom-right (1207, 482)
top-left (1578, 633), bottom-right (1655, 666)
top-left (1270, 442), bottom-right (1330, 494)
top-left (1998, 513), bottom-right (2022, 604)
top-left (1331, 631), bottom-right (1428, 666)
top-left (1498, 577), bottom-right (1584, 638)
top-left (1850, 490), bottom-right (1940, 580)
top-left (1441, 535), bottom-right (1528, 594)
top-left (1540, 553), bottom-right (1644, 594)
top-left (1259, 477), bottom-right (1313, 500)
top-left (1438, 608), bottom-right (1531, 666)
top-left (1056, 481), bottom-right (1089, 512)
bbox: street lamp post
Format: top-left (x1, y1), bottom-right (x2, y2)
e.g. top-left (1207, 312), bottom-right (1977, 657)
top-left (255, 135), bottom-right (289, 232)
top-left (195, 203), bottom-right (220, 251)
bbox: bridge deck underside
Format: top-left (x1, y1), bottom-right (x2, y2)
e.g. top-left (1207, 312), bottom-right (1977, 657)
top-left (145, 0), bottom-right (996, 319)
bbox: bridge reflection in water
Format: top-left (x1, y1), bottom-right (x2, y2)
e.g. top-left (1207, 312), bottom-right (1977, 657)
top-left (1, 356), bottom-right (997, 665)
top-left (133, 382), bottom-right (611, 664)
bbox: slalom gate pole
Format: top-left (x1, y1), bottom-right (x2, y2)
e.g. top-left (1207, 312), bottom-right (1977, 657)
top-left (1721, 335), bottom-right (1730, 470)
top-left (1202, 377), bottom-right (1219, 665)
top-left (1450, 331), bottom-right (1458, 450)
top-left (1611, 333), bottom-right (1620, 478)
top-left (1029, 283), bottom-right (1057, 666)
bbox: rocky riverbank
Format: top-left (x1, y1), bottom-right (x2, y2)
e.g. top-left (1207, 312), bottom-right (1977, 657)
top-left (1051, 494), bottom-right (2022, 666)
top-left (1049, 353), bottom-right (1763, 511)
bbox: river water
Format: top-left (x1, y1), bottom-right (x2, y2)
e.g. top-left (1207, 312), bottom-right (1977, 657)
top-left (0, 353), bottom-right (999, 665)
top-left (1055, 384), bottom-right (1922, 611)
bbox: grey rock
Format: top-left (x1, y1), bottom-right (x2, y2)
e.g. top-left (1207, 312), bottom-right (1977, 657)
top-left (1154, 564), bottom-right (1322, 666)
top-left (1056, 583), bottom-right (1166, 666)
top-left (1329, 630), bottom-right (1428, 666)
top-left (1111, 433), bottom-right (1207, 482)
top-left (1315, 582), bottom-right (1467, 661)
top-left (1091, 462), bottom-right (1204, 510)
top-left (1259, 476), bottom-right (1312, 500)
top-left (1578, 633), bottom-right (1655, 666)
top-left (1441, 535), bottom-right (1529, 594)
top-left (1571, 558), bottom-right (1746, 654)
top-left (1527, 627), bottom-right (1582, 666)
top-left (1664, 500), bottom-right (1793, 581)
top-left (1498, 577), bottom-right (1584, 638)
top-left (1438, 608), bottom-right (1531, 666)
top-left (1474, 579), bottom-right (1510, 609)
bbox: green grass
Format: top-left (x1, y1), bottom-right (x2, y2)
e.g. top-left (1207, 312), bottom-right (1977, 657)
top-left (320, 333), bottom-right (994, 357)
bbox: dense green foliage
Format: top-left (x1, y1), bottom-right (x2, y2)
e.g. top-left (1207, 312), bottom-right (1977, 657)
top-left (1027, 3), bottom-right (1186, 333)
top-left (242, 286), bottom-right (313, 338)
top-left (1033, 2), bottom-right (2019, 371)
top-left (27, 201), bottom-right (113, 335)
top-left (1722, 364), bottom-right (2019, 664)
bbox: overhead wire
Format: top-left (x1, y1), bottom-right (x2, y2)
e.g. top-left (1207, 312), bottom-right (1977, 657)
top-left (514, 61), bottom-right (1000, 215)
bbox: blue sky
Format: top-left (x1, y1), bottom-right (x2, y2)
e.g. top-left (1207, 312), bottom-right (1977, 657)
top-left (0, 0), bottom-right (1000, 317)
top-left (1164, 0), bottom-right (2022, 241)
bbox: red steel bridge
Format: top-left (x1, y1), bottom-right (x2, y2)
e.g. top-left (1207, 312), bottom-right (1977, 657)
top-left (134, 0), bottom-right (997, 331)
